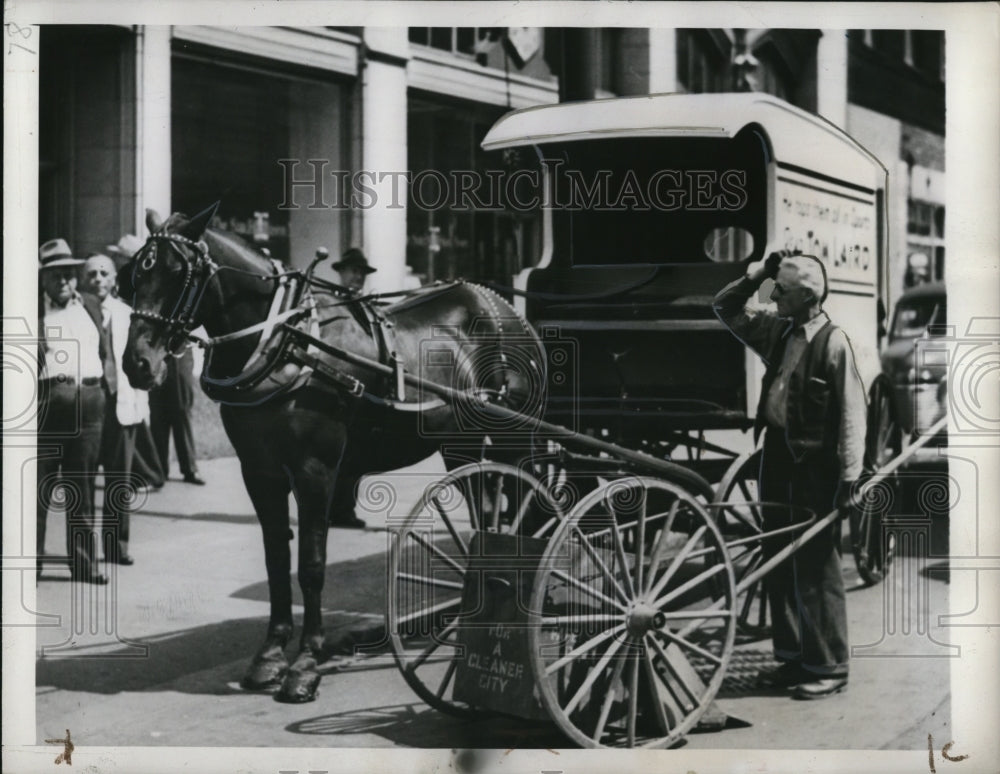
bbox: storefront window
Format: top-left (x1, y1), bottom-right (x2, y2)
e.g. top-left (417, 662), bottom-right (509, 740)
top-left (406, 95), bottom-right (543, 287)
top-left (172, 54), bottom-right (349, 269)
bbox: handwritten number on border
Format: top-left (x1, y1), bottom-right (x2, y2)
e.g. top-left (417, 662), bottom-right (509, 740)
top-left (5, 22), bottom-right (36, 55)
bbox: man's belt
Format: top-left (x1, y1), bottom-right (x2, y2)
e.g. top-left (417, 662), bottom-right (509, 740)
top-left (40, 375), bottom-right (102, 388)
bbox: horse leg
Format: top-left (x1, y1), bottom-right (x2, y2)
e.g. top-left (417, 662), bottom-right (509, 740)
top-left (277, 459), bottom-right (337, 703)
top-left (240, 470), bottom-right (295, 691)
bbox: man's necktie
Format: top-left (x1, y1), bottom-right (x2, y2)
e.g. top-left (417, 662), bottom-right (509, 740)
top-left (102, 311), bottom-right (118, 394)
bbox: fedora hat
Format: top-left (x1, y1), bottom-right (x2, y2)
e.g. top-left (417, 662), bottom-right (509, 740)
top-left (106, 233), bottom-right (145, 260)
top-left (38, 238), bottom-right (83, 270)
top-left (333, 247), bottom-right (376, 274)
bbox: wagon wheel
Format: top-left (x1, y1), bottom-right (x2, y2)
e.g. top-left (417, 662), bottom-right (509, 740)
top-left (852, 378), bottom-right (901, 585)
top-left (711, 449), bottom-right (769, 638)
top-left (527, 477), bottom-right (737, 748)
top-left (387, 461), bottom-right (563, 717)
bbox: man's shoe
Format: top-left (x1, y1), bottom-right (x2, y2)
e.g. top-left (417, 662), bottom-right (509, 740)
top-left (793, 676), bottom-right (848, 700)
top-left (106, 553), bottom-right (135, 566)
top-left (183, 473), bottom-right (206, 486)
top-left (72, 571), bottom-right (109, 585)
top-left (329, 514), bottom-right (367, 530)
top-left (756, 662), bottom-right (807, 689)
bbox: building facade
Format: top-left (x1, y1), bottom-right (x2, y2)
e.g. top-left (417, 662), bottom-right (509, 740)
top-left (39, 26), bottom-right (944, 304)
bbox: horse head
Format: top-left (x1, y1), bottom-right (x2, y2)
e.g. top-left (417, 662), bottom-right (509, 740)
top-left (123, 203), bottom-right (219, 389)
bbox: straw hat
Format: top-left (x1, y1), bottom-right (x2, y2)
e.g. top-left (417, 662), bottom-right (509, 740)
top-left (38, 238), bottom-right (83, 270)
top-left (106, 234), bottom-right (145, 259)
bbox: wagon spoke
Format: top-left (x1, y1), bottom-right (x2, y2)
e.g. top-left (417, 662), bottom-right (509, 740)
top-left (653, 627), bottom-right (723, 666)
top-left (641, 648), bottom-right (671, 737)
top-left (592, 648), bottom-right (628, 743)
top-left (652, 561), bottom-right (726, 609)
top-left (457, 476), bottom-right (480, 532)
top-left (647, 524), bottom-right (708, 602)
top-left (397, 572), bottom-right (465, 591)
top-left (489, 472), bottom-right (504, 532)
top-left (395, 595), bottom-right (462, 627)
top-left (634, 490), bottom-right (648, 594)
top-left (410, 617), bottom-right (461, 669)
top-left (431, 494), bottom-right (470, 559)
top-left (409, 530), bottom-right (467, 576)
top-left (609, 507), bottom-right (637, 599)
top-left (571, 525), bottom-right (630, 604)
top-left (644, 500), bottom-right (680, 595)
top-left (627, 642), bottom-right (639, 747)
top-left (544, 623), bottom-right (627, 676)
top-left (551, 568), bottom-right (629, 612)
top-left (647, 633), bottom-right (698, 705)
top-left (434, 658), bottom-right (459, 699)
top-left (563, 634), bottom-right (625, 715)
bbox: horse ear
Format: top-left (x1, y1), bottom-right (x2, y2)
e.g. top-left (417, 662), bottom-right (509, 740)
top-left (146, 208), bottom-right (164, 234)
top-left (179, 201), bottom-right (220, 240)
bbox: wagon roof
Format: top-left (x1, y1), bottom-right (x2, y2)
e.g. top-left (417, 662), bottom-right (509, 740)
top-left (482, 92), bottom-right (887, 188)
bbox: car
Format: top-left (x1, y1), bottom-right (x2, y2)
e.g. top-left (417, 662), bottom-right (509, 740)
top-left (878, 280), bottom-right (948, 465)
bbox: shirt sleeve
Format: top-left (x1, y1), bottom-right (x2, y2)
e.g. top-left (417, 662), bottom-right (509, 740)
top-left (827, 328), bottom-right (868, 480)
top-left (712, 276), bottom-right (784, 363)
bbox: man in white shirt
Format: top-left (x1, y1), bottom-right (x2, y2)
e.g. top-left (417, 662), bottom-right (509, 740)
top-left (85, 253), bottom-right (150, 566)
top-left (37, 239), bottom-right (109, 584)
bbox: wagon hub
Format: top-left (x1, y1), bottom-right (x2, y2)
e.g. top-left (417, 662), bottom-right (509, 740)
top-left (626, 602), bottom-right (666, 636)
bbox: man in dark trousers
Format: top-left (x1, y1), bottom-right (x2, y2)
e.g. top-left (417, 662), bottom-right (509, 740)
top-left (37, 239), bottom-right (110, 584)
top-left (149, 346), bottom-right (205, 485)
top-left (713, 251), bottom-right (866, 699)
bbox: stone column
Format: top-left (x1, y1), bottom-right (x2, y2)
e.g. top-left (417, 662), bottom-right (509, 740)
top-left (648, 29), bottom-right (678, 94)
top-left (360, 28), bottom-right (409, 292)
top-left (816, 29), bottom-right (848, 129)
top-left (135, 26), bottom-right (173, 230)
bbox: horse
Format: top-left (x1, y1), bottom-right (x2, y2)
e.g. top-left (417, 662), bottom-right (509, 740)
top-left (122, 203), bottom-right (547, 702)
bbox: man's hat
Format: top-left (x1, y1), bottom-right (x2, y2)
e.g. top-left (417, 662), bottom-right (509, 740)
top-left (332, 247), bottom-right (376, 274)
top-left (38, 238), bottom-right (83, 270)
top-left (106, 233), bottom-right (145, 260)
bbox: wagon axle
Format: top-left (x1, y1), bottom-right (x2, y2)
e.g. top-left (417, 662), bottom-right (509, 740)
top-left (625, 602), bottom-right (667, 636)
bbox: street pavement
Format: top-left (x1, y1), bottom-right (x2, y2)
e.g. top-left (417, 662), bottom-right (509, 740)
top-left (33, 454), bottom-right (952, 751)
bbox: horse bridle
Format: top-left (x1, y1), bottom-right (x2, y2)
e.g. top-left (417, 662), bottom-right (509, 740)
top-left (129, 231), bottom-right (221, 354)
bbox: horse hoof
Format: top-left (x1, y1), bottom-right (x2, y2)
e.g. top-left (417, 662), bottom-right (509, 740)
top-left (241, 660), bottom-right (288, 691)
top-left (275, 670), bottom-right (320, 703)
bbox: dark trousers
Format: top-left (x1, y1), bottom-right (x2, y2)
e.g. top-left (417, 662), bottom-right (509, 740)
top-left (149, 354), bottom-right (198, 478)
top-left (759, 428), bottom-right (849, 676)
top-left (37, 380), bottom-right (105, 577)
top-left (99, 398), bottom-right (138, 558)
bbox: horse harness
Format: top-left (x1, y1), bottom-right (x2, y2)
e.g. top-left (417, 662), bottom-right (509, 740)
top-left (129, 229), bottom-right (454, 407)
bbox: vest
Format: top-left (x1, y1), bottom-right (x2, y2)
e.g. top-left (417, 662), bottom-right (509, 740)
top-left (754, 320), bottom-right (840, 460)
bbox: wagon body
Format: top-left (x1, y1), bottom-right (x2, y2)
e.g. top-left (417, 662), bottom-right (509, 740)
top-left (481, 93), bottom-right (889, 454)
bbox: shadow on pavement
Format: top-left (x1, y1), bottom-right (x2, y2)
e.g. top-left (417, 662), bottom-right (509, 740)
top-left (231, 547), bottom-right (390, 613)
top-left (285, 702), bottom-right (570, 748)
top-left (37, 616), bottom-right (271, 695)
top-left (36, 613), bottom-right (380, 696)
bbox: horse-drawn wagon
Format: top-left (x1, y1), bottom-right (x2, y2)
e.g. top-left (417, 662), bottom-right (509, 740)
top-left (121, 93), bottom-right (942, 748)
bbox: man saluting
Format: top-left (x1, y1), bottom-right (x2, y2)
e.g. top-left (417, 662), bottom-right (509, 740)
top-left (713, 251), bottom-right (867, 700)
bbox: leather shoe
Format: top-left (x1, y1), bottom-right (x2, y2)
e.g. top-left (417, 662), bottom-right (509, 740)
top-left (106, 553), bottom-right (135, 566)
top-left (756, 662), bottom-right (807, 689)
top-left (183, 473), bottom-right (206, 485)
top-left (329, 514), bottom-right (366, 530)
top-left (72, 571), bottom-right (109, 585)
top-left (793, 676), bottom-right (848, 700)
